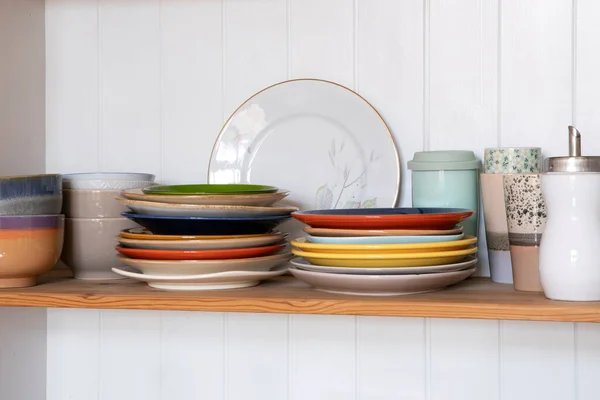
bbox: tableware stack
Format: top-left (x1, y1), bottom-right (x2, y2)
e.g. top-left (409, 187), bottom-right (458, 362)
top-left (287, 208), bottom-right (478, 296)
top-left (0, 174), bottom-right (64, 288)
top-left (59, 172), bottom-right (155, 280)
top-left (112, 184), bottom-right (295, 290)
top-left (481, 148), bottom-right (543, 287)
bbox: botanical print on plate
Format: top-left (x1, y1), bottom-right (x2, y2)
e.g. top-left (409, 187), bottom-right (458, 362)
top-left (208, 79), bottom-right (399, 212)
top-left (484, 148), bottom-right (542, 174)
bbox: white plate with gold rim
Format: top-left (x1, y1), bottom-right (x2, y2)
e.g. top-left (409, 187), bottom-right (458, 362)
top-left (208, 79), bottom-right (400, 211)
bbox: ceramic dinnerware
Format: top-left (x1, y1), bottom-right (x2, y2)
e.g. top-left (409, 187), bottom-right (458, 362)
top-left (208, 79), bottom-right (400, 210)
top-left (117, 198), bottom-right (298, 218)
top-left (0, 174), bottom-right (62, 216)
top-left (111, 266), bottom-right (288, 291)
top-left (481, 173), bottom-right (513, 284)
top-left (115, 243), bottom-right (286, 261)
top-left (122, 212), bottom-right (291, 235)
top-left (62, 189), bottom-right (127, 218)
top-left (292, 208), bottom-right (474, 230)
top-left (291, 236), bottom-right (476, 254)
top-left (142, 184), bottom-right (278, 195)
top-left (503, 174), bottom-right (545, 292)
top-left (408, 150), bottom-right (481, 238)
top-left (289, 266), bottom-right (475, 296)
top-left (292, 247), bottom-right (477, 268)
top-left (117, 253), bottom-right (292, 276)
top-left (304, 232), bottom-right (465, 245)
top-left (62, 172), bottom-right (155, 190)
top-left (304, 226), bottom-right (463, 237)
top-left (61, 217), bottom-right (139, 280)
top-left (290, 256), bottom-right (478, 275)
top-left (117, 232), bottom-right (286, 250)
top-left (121, 188), bottom-right (290, 207)
top-left (119, 227), bottom-right (273, 241)
top-left (483, 147), bottom-right (542, 174)
top-left (0, 214), bottom-right (64, 288)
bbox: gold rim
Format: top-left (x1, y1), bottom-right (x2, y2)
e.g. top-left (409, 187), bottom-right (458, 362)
top-left (207, 78), bottom-right (401, 207)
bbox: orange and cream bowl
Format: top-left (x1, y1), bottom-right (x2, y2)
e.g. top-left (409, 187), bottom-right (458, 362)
top-left (0, 215), bottom-right (64, 288)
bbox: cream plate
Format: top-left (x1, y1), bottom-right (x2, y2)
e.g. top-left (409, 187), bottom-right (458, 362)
top-left (290, 256), bottom-right (478, 275)
top-left (117, 232), bottom-right (287, 250)
top-left (120, 188), bottom-right (290, 207)
top-left (117, 253), bottom-right (291, 276)
top-left (117, 198), bottom-right (298, 218)
top-left (208, 79), bottom-right (400, 211)
top-left (111, 265), bottom-right (288, 291)
top-left (289, 266), bottom-right (476, 296)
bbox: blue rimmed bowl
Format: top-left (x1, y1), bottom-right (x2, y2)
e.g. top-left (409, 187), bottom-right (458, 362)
top-left (0, 174), bottom-right (62, 216)
top-left (122, 212), bottom-right (291, 235)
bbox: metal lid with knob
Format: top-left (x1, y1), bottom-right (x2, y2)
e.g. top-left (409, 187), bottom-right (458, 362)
top-left (544, 126), bottom-right (600, 172)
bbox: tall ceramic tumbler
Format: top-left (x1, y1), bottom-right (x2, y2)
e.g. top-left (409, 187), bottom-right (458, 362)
top-left (503, 174), bottom-right (545, 292)
top-left (408, 151), bottom-right (481, 238)
top-left (481, 147), bottom-right (542, 284)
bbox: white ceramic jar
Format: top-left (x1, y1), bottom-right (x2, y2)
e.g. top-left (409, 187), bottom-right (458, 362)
top-left (539, 173), bottom-right (600, 301)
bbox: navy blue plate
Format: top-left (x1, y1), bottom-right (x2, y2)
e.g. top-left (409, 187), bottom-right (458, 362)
top-left (122, 212), bottom-right (291, 235)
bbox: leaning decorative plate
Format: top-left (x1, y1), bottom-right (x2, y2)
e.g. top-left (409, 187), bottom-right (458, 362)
top-left (304, 226), bottom-right (464, 237)
top-left (304, 232), bottom-right (465, 245)
top-left (292, 247), bottom-right (477, 268)
top-left (117, 232), bottom-right (287, 250)
top-left (116, 243), bottom-right (286, 261)
top-left (208, 79), bottom-right (400, 210)
top-left (290, 256), bottom-right (478, 275)
top-left (121, 188), bottom-right (290, 207)
top-left (122, 212), bottom-right (291, 235)
top-left (117, 198), bottom-right (298, 218)
top-left (292, 208), bottom-right (474, 230)
top-left (289, 266), bottom-right (475, 296)
top-left (112, 265), bottom-right (288, 291)
top-left (291, 236), bottom-right (476, 254)
top-left (117, 253), bottom-right (292, 276)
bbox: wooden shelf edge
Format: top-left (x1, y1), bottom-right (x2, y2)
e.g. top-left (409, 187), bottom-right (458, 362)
top-left (0, 269), bottom-right (598, 323)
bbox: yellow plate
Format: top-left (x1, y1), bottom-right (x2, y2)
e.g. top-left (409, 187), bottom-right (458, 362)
top-left (292, 248), bottom-right (478, 268)
top-left (120, 228), bottom-right (276, 241)
top-left (291, 236), bottom-right (477, 254)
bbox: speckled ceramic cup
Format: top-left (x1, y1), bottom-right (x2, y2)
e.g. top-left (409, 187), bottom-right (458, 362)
top-left (503, 174), bottom-right (546, 292)
top-left (484, 148), bottom-right (542, 174)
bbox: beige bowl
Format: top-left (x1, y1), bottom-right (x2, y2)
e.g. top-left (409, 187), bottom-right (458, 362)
top-left (62, 189), bottom-right (127, 218)
top-left (0, 215), bottom-right (64, 288)
top-left (61, 217), bottom-right (139, 280)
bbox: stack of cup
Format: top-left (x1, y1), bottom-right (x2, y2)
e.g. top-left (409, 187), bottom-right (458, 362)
top-left (481, 148), bottom-right (542, 286)
top-left (60, 173), bottom-right (155, 279)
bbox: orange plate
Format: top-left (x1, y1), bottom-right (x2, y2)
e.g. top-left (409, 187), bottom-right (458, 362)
top-left (115, 243), bottom-right (285, 261)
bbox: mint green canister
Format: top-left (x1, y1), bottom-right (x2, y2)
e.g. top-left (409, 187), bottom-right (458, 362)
top-left (407, 151), bottom-right (482, 238)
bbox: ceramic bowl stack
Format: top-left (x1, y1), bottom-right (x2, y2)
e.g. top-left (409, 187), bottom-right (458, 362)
top-left (288, 208), bottom-right (478, 296)
top-left (0, 174), bottom-right (64, 288)
top-left (60, 172), bottom-right (155, 280)
top-left (111, 184), bottom-right (295, 290)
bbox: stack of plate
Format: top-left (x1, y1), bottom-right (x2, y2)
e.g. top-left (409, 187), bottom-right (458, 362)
top-left (288, 208), bottom-right (478, 296)
top-left (111, 184), bottom-right (295, 290)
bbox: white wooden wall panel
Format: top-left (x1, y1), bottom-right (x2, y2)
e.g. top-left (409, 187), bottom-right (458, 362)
top-left (42, 0), bottom-right (600, 399)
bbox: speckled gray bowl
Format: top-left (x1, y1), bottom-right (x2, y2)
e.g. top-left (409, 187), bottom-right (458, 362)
top-left (0, 174), bottom-right (62, 216)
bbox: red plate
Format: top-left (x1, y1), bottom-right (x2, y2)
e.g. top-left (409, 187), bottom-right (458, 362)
top-left (291, 208), bottom-right (474, 230)
top-left (116, 243), bottom-right (285, 260)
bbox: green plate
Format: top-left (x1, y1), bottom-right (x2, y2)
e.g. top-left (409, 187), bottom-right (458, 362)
top-left (142, 184), bottom-right (279, 196)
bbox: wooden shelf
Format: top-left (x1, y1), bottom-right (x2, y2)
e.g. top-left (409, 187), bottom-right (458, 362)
top-left (0, 268), bottom-right (598, 322)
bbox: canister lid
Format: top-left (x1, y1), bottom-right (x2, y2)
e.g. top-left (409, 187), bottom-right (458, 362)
top-left (544, 126), bottom-right (600, 172)
top-left (408, 150), bottom-right (482, 171)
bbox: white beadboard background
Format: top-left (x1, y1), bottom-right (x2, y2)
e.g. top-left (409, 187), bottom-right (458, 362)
top-left (8, 0), bottom-right (595, 399)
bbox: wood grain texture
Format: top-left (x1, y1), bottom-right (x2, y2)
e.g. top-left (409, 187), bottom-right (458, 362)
top-left (2, 269), bottom-right (600, 323)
